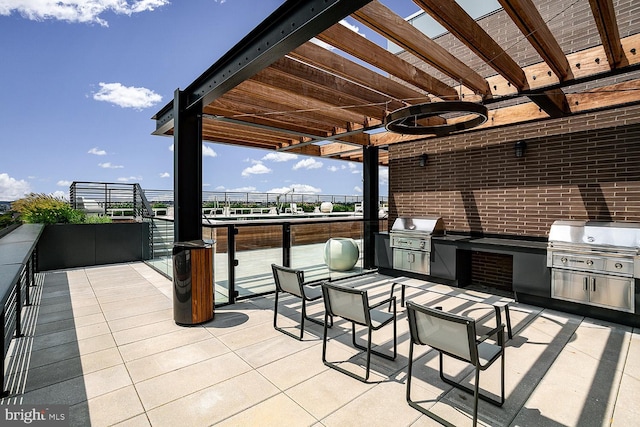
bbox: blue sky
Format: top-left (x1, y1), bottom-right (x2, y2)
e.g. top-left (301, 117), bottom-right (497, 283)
top-left (0, 0), bottom-right (498, 201)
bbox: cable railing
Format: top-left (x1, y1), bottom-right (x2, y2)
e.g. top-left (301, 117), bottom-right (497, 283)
top-left (69, 181), bottom-right (156, 219)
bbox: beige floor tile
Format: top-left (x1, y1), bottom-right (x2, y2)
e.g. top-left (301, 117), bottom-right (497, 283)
top-left (112, 319), bottom-right (183, 346)
top-left (117, 326), bottom-right (213, 362)
top-left (135, 351), bottom-right (252, 410)
top-left (285, 368), bottom-right (376, 419)
top-left (69, 385), bottom-right (144, 427)
top-left (112, 414), bottom-right (152, 427)
top-left (108, 308), bottom-right (173, 333)
top-left (83, 364), bottom-right (132, 400)
top-left (611, 371), bottom-right (640, 426)
top-left (145, 370), bottom-right (280, 426)
top-left (125, 337), bottom-right (230, 383)
top-left (322, 379), bottom-right (422, 427)
top-left (216, 393), bottom-right (317, 426)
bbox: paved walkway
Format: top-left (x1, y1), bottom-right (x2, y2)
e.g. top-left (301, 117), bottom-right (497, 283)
top-left (2, 262), bottom-right (639, 426)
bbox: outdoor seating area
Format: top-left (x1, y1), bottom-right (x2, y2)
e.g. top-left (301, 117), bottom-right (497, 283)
top-left (4, 261), bottom-right (639, 426)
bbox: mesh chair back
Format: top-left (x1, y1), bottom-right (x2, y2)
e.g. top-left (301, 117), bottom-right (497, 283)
top-left (408, 302), bottom-right (476, 362)
top-left (323, 283), bottom-right (368, 325)
top-left (272, 265), bottom-right (303, 298)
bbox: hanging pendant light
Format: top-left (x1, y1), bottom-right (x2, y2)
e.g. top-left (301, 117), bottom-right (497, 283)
top-left (384, 101), bottom-right (488, 136)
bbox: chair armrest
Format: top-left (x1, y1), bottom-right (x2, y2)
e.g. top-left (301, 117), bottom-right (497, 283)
top-left (303, 277), bottom-right (331, 287)
top-left (477, 323), bottom-right (505, 345)
top-left (370, 296), bottom-right (396, 310)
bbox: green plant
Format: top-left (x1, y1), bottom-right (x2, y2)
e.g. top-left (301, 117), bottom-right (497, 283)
top-left (0, 211), bottom-right (18, 228)
top-left (12, 193), bottom-right (86, 224)
top-left (83, 214), bottom-right (113, 224)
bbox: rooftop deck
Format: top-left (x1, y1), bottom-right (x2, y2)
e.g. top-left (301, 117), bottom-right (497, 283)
top-left (3, 262), bottom-right (639, 426)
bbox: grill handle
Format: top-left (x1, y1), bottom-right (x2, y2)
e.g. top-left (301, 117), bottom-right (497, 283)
top-left (584, 277), bottom-right (588, 291)
top-left (591, 277), bottom-right (596, 292)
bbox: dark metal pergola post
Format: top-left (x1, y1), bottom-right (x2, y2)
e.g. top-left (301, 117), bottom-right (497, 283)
top-left (363, 145), bottom-right (379, 269)
top-left (173, 89), bottom-right (203, 243)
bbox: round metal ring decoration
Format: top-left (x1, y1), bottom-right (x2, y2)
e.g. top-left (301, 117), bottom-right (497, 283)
top-left (384, 101), bottom-right (489, 136)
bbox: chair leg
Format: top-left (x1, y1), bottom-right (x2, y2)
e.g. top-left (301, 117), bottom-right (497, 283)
top-left (351, 323), bottom-right (396, 361)
top-left (274, 292), bottom-right (305, 341)
top-left (406, 341), bottom-right (458, 427)
top-left (437, 352), bottom-right (504, 407)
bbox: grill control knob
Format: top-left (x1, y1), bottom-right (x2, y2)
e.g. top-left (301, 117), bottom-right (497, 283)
top-left (561, 257), bottom-right (567, 264)
top-left (615, 262), bottom-right (623, 269)
top-left (420, 241), bottom-right (426, 249)
top-left (586, 260), bottom-right (593, 266)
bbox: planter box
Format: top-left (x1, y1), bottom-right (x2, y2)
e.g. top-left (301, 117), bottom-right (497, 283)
top-left (37, 222), bottom-right (150, 271)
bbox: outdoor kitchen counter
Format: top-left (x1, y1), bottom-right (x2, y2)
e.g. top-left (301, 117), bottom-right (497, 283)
top-left (429, 234), bottom-right (550, 299)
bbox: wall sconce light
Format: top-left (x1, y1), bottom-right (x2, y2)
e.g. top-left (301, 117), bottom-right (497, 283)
top-left (419, 153), bottom-right (428, 167)
top-left (514, 141), bottom-right (527, 158)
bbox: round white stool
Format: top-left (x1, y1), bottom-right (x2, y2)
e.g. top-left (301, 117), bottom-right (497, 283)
top-left (323, 237), bottom-right (359, 271)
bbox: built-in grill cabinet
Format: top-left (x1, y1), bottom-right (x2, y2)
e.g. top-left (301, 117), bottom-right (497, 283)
top-left (390, 217), bottom-right (444, 275)
top-left (547, 221), bottom-right (640, 313)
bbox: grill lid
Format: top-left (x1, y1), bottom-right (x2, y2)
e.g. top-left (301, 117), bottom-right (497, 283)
top-left (548, 220), bottom-right (640, 249)
top-left (391, 216), bottom-right (445, 236)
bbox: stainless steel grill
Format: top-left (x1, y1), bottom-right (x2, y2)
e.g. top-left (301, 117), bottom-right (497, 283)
top-left (390, 217), bottom-right (444, 275)
top-left (547, 220), bottom-right (640, 313)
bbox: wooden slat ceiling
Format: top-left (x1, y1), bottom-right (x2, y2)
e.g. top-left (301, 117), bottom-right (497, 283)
top-left (154, 0), bottom-right (640, 166)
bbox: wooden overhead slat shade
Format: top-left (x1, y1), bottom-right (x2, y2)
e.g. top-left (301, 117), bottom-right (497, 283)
top-left (289, 42), bottom-right (429, 105)
top-left (153, 0), bottom-right (640, 168)
top-left (414, 0), bottom-right (528, 91)
top-left (316, 23), bottom-right (460, 99)
top-left (354, 1), bottom-right (490, 96)
top-left (498, 0), bottom-right (572, 81)
top-left (589, 0), bottom-right (625, 68)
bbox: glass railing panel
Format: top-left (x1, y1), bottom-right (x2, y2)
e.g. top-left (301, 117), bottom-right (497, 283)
top-left (234, 224), bottom-right (282, 297)
top-left (145, 217), bottom-right (173, 278)
top-left (290, 219), bottom-right (365, 282)
top-left (203, 225), bottom-right (229, 305)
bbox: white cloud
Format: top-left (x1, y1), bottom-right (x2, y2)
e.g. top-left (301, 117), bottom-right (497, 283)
top-left (227, 186), bottom-right (257, 192)
top-left (168, 143), bottom-right (216, 158)
top-left (117, 176), bottom-right (142, 182)
top-left (0, 173), bottom-right (30, 200)
top-left (267, 184), bottom-right (321, 194)
top-left (88, 147), bottom-right (106, 156)
top-left (57, 180), bottom-right (72, 187)
top-left (327, 166), bottom-right (338, 172)
top-left (379, 167), bottom-right (389, 185)
top-left (354, 186), bottom-right (362, 193)
top-left (339, 19), bottom-right (365, 37)
top-left (262, 152), bottom-right (297, 162)
top-left (159, 172), bottom-right (170, 178)
top-left (51, 190), bottom-right (67, 199)
top-left (98, 162), bottom-right (123, 169)
top-left (311, 19), bottom-right (364, 50)
top-left (93, 82), bottom-right (162, 110)
top-left (202, 144), bottom-right (217, 158)
top-left (293, 158), bottom-right (322, 170)
top-left (0, 0), bottom-right (169, 26)
top-left (241, 162), bottom-right (271, 177)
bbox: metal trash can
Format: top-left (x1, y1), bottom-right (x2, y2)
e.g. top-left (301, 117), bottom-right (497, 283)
top-left (172, 239), bottom-right (214, 325)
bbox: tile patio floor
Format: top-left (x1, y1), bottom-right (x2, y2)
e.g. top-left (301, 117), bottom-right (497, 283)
top-left (2, 262), bottom-right (640, 426)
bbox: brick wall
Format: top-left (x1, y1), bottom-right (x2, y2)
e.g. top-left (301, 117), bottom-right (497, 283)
top-left (470, 251), bottom-right (513, 290)
top-left (388, 104), bottom-right (640, 238)
top-left (388, 0), bottom-right (640, 238)
top-left (402, 0), bottom-right (640, 86)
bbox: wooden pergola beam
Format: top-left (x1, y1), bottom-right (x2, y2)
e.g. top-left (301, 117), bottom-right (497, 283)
top-left (414, 0), bottom-right (527, 91)
top-left (589, 0), bottom-right (626, 68)
top-left (316, 22), bottom-right (460, 99)
top-left (352, 0), bottom-right (490, 96)
top-left (499, 0), bottom-right (572, 81)
top-left (289, 42), bottom-right (429, 105)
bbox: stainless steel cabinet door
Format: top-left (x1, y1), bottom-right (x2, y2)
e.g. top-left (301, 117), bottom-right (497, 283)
top-left (552, 270), bottom-right (589, 303)
top-left (393, 249), bottom-right (430, 275)
top-left (589, 275), bottom-right (634, 313)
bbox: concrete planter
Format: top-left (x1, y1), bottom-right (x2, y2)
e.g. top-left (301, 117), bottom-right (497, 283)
top-left (37, 222), bottom-right (150, 271)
